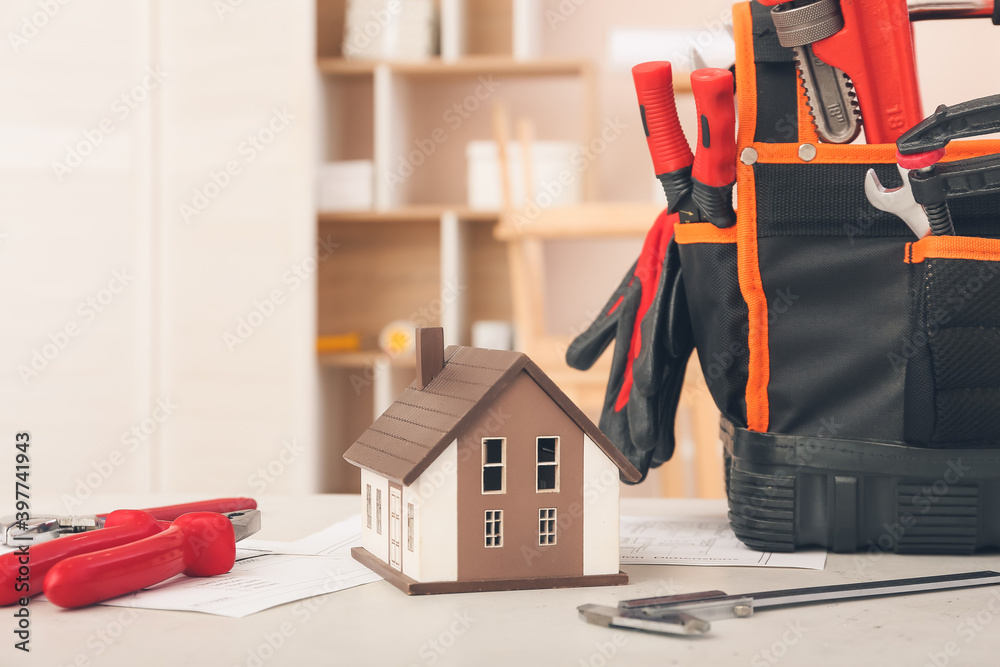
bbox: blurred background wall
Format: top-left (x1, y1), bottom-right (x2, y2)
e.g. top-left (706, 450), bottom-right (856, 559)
top-left (1, 0), bottom-right (997, 503)
top-left (0, 0), bottom-right (318, 505)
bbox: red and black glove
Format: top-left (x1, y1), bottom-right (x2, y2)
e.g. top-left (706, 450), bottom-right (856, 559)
top-left (566, 208), bottom-right (694, 481)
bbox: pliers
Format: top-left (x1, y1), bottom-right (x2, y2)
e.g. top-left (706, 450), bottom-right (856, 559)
top-left (1, 498), bottom-right (260, 609)
top-left (1, 497), bottom-right (256, 545)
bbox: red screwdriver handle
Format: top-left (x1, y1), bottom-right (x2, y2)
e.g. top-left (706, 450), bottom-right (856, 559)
top-left (0, 510), bottom-right (163, 606)
top-left (691, 69), bottom-right (737, 188)
top-left (96, 497), bottom-right (257, 522)
top-left (44, 512), bottom-right (236, 609)
top-left (632, 61), bottom-right (694, 177)
top-left (689, 68), bottom-right (737, 228)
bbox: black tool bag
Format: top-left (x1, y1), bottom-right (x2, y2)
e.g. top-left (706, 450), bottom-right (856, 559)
top-left (682, 1), bottom-right (1000, 554)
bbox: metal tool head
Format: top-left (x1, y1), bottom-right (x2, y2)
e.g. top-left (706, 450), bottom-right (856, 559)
top-left (226, 509), bottom-right (262, 542)
top-left (1, 514), bottom-right (102, 545)
top-left (578, 604), bottom-right (711, 637)
top-left (865, 165), bottom-right (932, 238)
top-left (689, 46), bottom-right (709, 72)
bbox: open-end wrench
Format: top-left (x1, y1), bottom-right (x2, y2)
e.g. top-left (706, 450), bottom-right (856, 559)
top-left (866, 164), bottom-right (932, 238)
top-left (763, 0), bottom-right (923, 145)
top-left (866, 94), bottom-right (1000, 236)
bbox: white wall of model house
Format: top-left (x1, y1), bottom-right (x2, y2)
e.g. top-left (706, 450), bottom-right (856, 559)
top-left (581, 434), bottom-right (622, 576)
top-left (401, 441), bottom-right (458, 583)
top-left (0, 0), bottom-right (318, 501)
top-left (360, 444), bottom-right (459, 583)
top-left (360, 469), bottom-right (390, 565)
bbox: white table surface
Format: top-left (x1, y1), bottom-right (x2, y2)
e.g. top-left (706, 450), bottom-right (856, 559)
top-left (11, 494), bottom-right (1000, 666)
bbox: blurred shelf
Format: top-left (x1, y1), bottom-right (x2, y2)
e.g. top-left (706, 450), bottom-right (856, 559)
top-left (318, 350), bottom-right (417, 369)
top-left (318, 206), bottom-right (500, 224)
top-left (494, 202), bottom-right (664, 240)
top-left (318, 56), bottom-right (591, 77)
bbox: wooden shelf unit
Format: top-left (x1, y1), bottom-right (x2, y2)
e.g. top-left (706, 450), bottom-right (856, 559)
top-left (316, 0), bottom-right (601, 493)
top-left (318, 56), bottom-right (592, 77)
top-left (318, 350), bottom-right (417, 369)
top-left (318, 206), bottom-right (499, 224)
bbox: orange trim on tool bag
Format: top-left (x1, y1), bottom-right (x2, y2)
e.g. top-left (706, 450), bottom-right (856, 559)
top-left (675, 223), bottom-right (737, 244)
top-left (905, 236), bottom-right (1000, 264)
top-left (734, 2), bottom-right (756, 148)
top-left (734, 2), bottom-right (769, 433)
top-left (736, 162), bottom-right (769, 433)
top-left (750, 139), bottom-right (1000, 166)
top-left (754, 142), bottom-right (896, 164)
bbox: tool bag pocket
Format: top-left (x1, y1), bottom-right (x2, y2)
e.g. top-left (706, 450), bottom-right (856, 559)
top-left (675, 224), bottom-right (748, 428)
top-left (904, 237), bottom-right (1000, 445)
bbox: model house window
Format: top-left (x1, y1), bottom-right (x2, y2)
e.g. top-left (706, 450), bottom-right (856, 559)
top-left (482, 438), bottom-right (506, 493)
top-left (539, 508), bottom-right (557, 546)
top-left (376, 488), bottom-right (382, 535)
top-left (536, 436), bottom-right (559, 491)
top-left (407, 503), bottom-right (415, 551)
top-left (485, 510), bottom-right (503, 547)
top-left (366, 484), bottom-right (372, 529)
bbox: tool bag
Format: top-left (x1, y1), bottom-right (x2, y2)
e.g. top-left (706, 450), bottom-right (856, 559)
top-left (679, 1), bottom-right (1000, 553)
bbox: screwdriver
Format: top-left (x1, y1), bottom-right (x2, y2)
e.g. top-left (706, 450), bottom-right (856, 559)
top-left (690, 68), bottom-right (737, 228)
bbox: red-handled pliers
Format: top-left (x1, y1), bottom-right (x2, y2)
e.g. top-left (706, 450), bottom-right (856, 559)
top-left (44, 509), bottom-right (260, 609)
top-left (0, 497), bottom-right (257, 606)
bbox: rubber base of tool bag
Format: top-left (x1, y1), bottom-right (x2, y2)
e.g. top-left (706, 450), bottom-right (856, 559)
top-left (723, 419), bottom-right (1000, 554)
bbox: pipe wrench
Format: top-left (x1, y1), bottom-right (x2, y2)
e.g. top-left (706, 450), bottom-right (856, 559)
top-left (761, 0), bottom-right (923, 144)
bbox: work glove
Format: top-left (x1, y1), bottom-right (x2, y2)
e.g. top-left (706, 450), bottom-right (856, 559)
top-left (566, 208), bottom-right (694, 482)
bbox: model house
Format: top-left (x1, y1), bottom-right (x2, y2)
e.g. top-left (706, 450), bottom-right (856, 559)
top-left (344, 327), bottom-right (641, 594)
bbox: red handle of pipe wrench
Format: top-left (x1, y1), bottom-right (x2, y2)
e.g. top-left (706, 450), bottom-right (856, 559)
top-left (96, 497), bottom-right (257, 522)
top-left (631, 62), bottom-right (693, 177)
top-left (44, 512), bottom-right (236, 609)
top-left (691, 69), bottom-right (737, 188)
top-left (0, 510), bottom-right (163, 606)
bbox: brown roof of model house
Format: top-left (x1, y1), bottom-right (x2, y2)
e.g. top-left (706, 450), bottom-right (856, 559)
top-left (343, 341), bottom-right (641, 486)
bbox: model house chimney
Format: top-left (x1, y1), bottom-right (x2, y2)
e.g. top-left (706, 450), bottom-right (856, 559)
top-left (415, 327), bottom-right (445, 389)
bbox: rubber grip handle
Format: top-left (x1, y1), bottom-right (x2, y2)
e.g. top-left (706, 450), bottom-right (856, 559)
top-left (691, 69), bottom-right (737, 188)
top-left (96, 497), bottom-right (258, 522)
top-left (632, 62), bottom-right (693, 177)
top-left (44, 512), bottom-right (236, 609)
top-left (0, 510), bottom-right (163, 606)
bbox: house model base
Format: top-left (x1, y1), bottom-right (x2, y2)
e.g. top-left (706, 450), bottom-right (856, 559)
top-left (352, 547), bottom-right (628, 595)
